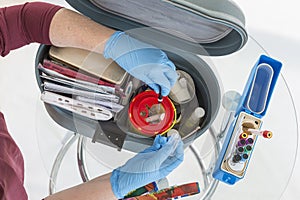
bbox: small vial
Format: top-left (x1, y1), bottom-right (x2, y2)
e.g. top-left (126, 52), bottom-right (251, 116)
top-left (239, 132), bottom-right (248, 139)
top-left (246, 137), bottom-right (254, 145)
top-left (232, 154), bottom-right (242, 163)
top-left (248, 129), bottom-right (273, 139)
top-left (237, 139), bottom-right (246, 147)
top-left (241, 153), bottom-right (249, 161)
top-left (169, 75), bottom-right (192, 103)
top-left (179, 78), bottom-right (188, 89)
top-left (167, 129), bottom-right (179, 137)
top-left (236, 146), bottom-right (244, 154)
top-left (190, 107), bottom-right (205, 120)
top-left (145, 113), bottom-right (165, 124)
top-left (179, 107), bottom-right (205, 134)
top-left (244, 145), bottom-right (252, 152)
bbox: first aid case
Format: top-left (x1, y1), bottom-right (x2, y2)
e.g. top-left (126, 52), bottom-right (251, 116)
top-left (35, 0), bottom-right (248, 153)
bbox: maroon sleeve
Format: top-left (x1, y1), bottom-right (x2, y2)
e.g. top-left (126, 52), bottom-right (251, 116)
top-left (0, 2), bottom-right (62, 57)
top-left (0, 112), bottom-right (28, 199)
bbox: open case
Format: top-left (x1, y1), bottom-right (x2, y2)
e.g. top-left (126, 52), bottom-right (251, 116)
top-left (34, 0), bottom-right (248, 152)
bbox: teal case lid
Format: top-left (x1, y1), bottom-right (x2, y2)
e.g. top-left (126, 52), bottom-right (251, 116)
top-left (236, 55), bottom-right (282, 118)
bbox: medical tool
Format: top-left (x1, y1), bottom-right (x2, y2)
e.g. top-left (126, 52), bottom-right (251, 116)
top-left (213, 55), bottom-right (282, 185)
top-left (248, 129), bottom-right (273, 138)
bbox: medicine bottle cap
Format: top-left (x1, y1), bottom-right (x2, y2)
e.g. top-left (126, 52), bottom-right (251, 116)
top-left (192, 107), bottom-right (205, 119)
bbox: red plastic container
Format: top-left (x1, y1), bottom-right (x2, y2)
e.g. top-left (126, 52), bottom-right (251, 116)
top-left (129, 90), bottom-right (176, 136)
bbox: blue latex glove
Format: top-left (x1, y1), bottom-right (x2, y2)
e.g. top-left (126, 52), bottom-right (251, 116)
top-left (110, 134), bottom-right (184, 199)
top-left (104, 31), bottom-right (178, 96)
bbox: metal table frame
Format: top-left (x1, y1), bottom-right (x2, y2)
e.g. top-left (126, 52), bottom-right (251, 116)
top-left (47, 122), bottom-right (231, 199)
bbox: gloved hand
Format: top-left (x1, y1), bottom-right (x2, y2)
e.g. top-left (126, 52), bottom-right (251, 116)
top-left (110, 133), bottom-right (184, 199)
top-left (104, 31), bottom-right (178, 96)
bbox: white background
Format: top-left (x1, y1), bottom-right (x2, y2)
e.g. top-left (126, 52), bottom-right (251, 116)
top-left (0, 0), bottom-right (300, 199)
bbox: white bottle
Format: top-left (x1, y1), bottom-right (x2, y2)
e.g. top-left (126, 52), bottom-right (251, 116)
top-left (179, 107), bottom-right (205, 135)
top-left (169, 77), bottom-right (191, 103)
top-left (167, 129), bottom-right (180, 137)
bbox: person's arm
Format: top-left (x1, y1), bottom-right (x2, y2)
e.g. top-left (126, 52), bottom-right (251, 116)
top-left (0, 2), bottom-right (62, 56)
top-left (44, 173), bottom-right (117, 200)
top-left (0, 2), bottom-right (177, 95)
top-left (49, 8), bottom-right (114, 54)
top-left (44, 134), bottom-right (184, 200)
top-left (49, 9), bottom-right (178, 95)
top-left (0, 1), bottom-right (128, 55)
top-left (0, 2), bottom-right (114, 57)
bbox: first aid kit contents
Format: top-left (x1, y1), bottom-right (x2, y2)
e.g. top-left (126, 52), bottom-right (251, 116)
top-left (123, 181), bottom-right (200, 200)
top-left (38, 47), bottom-right (129, 121)
top-left (34, 0), bottom-right (247, 153)
top-left (213, 55), bottom-right (282, 185)
top-left (38, 46), bottom-right (205, 139)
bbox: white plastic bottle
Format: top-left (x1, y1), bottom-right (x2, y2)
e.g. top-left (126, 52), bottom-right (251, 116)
top-left (179, 107), bottom-right (205, 135)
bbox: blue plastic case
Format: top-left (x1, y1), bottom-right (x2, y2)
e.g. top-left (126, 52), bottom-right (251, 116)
top-left (212, 55), bottom-right (282, 185)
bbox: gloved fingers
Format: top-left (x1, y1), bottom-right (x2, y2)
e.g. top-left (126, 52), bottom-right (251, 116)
top-left (160, 85), bottom-right (171, 97)
top-left (162, 139), bottom-right (184, 165)
top-left (145, 75), bottom-right (170, 96)
top-left (164, 59), bottom-right (176, 71)
top-left (165, 135), bottom-right (184, 163)
top-left (163, 65), bottom-right (179, 88)
top-left (148, 82), bottom-right (172, 97)
top-left (159, 140), bottom-right (184, 176)
top-left (176, 140), bottom-right (184, 159)
top-left (141, 135), bottom-right (168, 153)
top-left (110, 168), bottom-right (123, 199)
top-left (160, 153), bottom-right (184, 177)
top-left (154, 133), bottom-right (183, 164)
top-left (147, 68), bottom-right (172, 96)
top-left (155, 135), bottom-right (168, 146)
top-left (147, 83), bottom-right (160, 94)
top-left (127, 66), bottom-right (160, 93)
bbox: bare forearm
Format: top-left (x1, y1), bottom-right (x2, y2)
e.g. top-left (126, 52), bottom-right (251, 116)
top-left (44, 172), bottom-right (117, 200)
top-left (0, 2), bottom-right (114, 57)
top-left (49, 8), bottom-right (115, 54)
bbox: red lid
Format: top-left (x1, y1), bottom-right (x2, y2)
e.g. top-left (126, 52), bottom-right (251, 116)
top-left (129, 90), bottom-right (176, 136)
